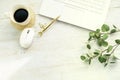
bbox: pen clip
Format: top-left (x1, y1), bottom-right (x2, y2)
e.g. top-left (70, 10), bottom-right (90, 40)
top-left (39, 16), bottom-right (60, 36)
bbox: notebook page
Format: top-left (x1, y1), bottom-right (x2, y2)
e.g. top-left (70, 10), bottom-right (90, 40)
top-left (40, 0), bottom-right (111, 30)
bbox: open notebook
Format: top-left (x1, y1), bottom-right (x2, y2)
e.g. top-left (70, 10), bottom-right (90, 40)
top-left (39, 0), bottom-right (111, 30)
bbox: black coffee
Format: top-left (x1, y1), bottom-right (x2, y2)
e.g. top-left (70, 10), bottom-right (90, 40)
top-left (14, 8), bottom-right (28, 23)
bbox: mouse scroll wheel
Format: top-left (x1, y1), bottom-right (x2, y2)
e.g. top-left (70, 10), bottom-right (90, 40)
top-left (27, 30), bottom-right (30, 34)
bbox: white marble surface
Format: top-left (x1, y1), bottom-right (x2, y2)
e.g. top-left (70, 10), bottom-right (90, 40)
top-left (0, 0), bottom-right (120, 80)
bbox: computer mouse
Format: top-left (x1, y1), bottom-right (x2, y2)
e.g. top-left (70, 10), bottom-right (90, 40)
top-left (19, 28), bottom-right (35, 48)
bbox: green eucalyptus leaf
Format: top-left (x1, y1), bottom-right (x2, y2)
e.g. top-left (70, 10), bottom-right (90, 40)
top-left (102, 41), bottom-right (108, 47)
top-left (110, 29), bottom-right (116, 34)
top-left (88, 58), bottom-right (92, 65)
top-left (102, 33), bottom-right (108, 40)
top-left (98, 56), bottom-right (107, 63)
top-left (95, 33), bottom-right (100, 38)
top-left (81, 56), bottom-right (86, 60)
top-left (115, 39), bottom-right (120, 44)
top-left (96, 29), bottom-right (100, 33)
top-left (88, 36), bottom-right (92, 41)
top-left (97, 39), bottom-right (108, 47)
top-left (97, 39), bottom-right (103, 46)
top-left (107, 45), bottom-right (113, 53)
top-left (102, 54), bottom-right (110, 61)
top-left (104, 63), bottom-right (108, 67)
top-left (87, 44), bottom-right (91, 49)
top-left (103, 54), bottom-right (111, 57)
top-left (89, 31), bottom-right (95, 37)
top-left (94, 52), bottom-right (99, 55)
top-left (110, 62), bottom-right (116, 64)
top-left (113, 25), bottom-right (117, 29)
top-left (95, 49), bottom-right (100, 53)
top-left (86, 54), bottom-right (90, 58)
top-left (101, 24), bottom-right (110, 32)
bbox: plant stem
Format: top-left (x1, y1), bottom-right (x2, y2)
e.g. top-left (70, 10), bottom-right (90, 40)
top-left (110, 45), bottom-right (119, 55)
top-left (100, 49), bottom-right (108, 55)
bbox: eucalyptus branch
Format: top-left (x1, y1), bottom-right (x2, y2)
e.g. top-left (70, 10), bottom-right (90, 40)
top-left (80, 24), bottom-right (120, 67)
top-left (110, 45), bottom-right (119, 55)
top-left (101, 49), bottom-right (108, 54)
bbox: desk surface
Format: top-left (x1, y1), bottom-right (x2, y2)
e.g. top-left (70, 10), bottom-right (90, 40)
top-left (0, 0), bottom-right (120, 80)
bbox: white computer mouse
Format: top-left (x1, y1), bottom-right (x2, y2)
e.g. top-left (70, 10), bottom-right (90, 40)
top-left (19, 28), bottom-right (35, 48)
